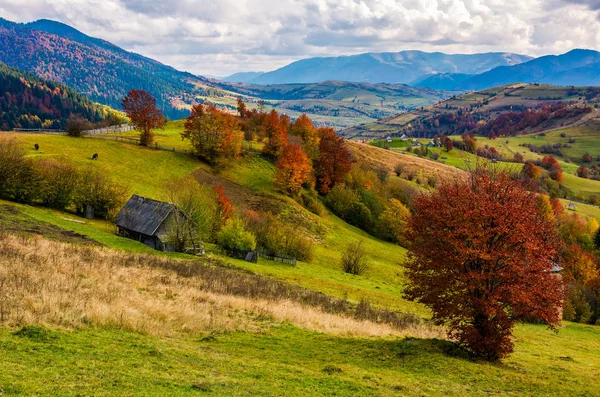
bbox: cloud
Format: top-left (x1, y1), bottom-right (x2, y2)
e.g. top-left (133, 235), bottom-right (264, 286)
top-left (3, 0), bottom-right (600, 76)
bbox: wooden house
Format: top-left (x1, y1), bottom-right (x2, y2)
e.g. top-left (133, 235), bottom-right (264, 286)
top-left (114, 195), bottom-right (178, 251)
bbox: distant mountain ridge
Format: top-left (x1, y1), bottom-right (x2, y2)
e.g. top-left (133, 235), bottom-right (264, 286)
top-left (232, 51), bottom-right (532, 85)
top-left (417, 49), bottom-right (600, 90)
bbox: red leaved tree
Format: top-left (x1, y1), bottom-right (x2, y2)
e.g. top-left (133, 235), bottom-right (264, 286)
top-left (314, 128), bottom-right (353, 194)
top-left (404, 169), bottom-right (564, 361)
top-left (275, 144), bottom-right (313, 195)
top-left (121, 89), bottom-right (165, 146)
top-left (262, 109), bottom-right (289, 158)
top-left (214, 185), bottom-right (234, 225)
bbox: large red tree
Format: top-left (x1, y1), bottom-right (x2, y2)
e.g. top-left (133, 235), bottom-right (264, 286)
top-left (314, 128), bottom-right (353, 194)
top-left (121, 89), bottom-right (165, 146)
top-left (405, 169), bottom-right (564, 360)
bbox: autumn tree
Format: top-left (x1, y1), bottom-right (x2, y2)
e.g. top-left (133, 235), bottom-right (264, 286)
top-left (521, 161), bottom-right (543, 179)
top-left (442, 136), bottom-right (453, 152)
top-left (214, 185), bottom-right (234, 226)
top-left (290, 114), bottom-right (320, 160)
top-left (236, 96), bottom-right (248, 118)
top-left (164, 176), bottom-right (219, 252)
top-left (262, 109), bottom-right (289, 158)
top-left (314, 128), bottom-right (353, 194)
top-left (513, 152), bottom-right (524, 163)
top-left (275, 144), bottom-right (313, 195)
top-left (404, 169), bottom-right (564, 361)
top-left (65, 114), bottom-right (92, 137)
top-left (181, 103), bottom-right (243, 165)
top-left (577, 166), bottom-right (590, 179)
top-left (121, 89), bottom-right (165, 146)
top-left (582, 153), bottom-right (593, 163)
top-left (376, 198), bottom-right (411, 246)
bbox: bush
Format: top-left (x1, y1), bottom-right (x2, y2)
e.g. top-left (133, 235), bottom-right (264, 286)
top-left (217, 218), bottom-right (256, 252)
top-left (430, 152), bottom-right (440, 161)
top-left (427, 176), bottom-right (438, 188)
top-left (297, 189), bottom-right (324, 215)
top-left (66, 114), bottom-right (92, 137)
top-left (0, 138), bottom-right (41, 203)
top-left (341, 240), bottom-right (369, 275)
top-left (244, 211), bottom-right (314, 262)
top-left (394, 163), bottom-right (404, 177)
top-left (37, 158), bottom-right (79, 209)
top-left (73, 168), bottom-right (129, 219)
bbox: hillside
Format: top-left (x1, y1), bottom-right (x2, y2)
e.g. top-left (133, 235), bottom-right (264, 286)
top-left (0, 62), bottom-right (118, 130)
top-left (0, 18), bottom-right (452, 129)
top-left (242, 51), bottom-right (531, 85)
top-left (0, 127), bottom-right (599, 395)
top-left (0, 18), bottom-right (221, 120)
top-left (419, 49), bottom-right (600, 91)
top-left (342, 84), bottom-right (600, 139)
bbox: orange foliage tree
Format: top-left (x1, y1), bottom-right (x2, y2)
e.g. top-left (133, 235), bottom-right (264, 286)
top-left (262, 110), bottom-right (289, 158)
top-left (562, 244), bottom-right (598, 284)
top-left (181, 103), bottom-right (242, 165)
top-left (214, 185), bottom-right (234, 225)
top-left (405, 169), bottom-right (564, 361)
top-left (521, 161), bottom-right (543, 179)
top-left (314, 128), bottom-right (353, 194)
top-left (290, 114), bottom-right (320, 160)
top-left (275, 144), bottom-right (313, 195)
top-left (121, 89), bottom-right (165, 146)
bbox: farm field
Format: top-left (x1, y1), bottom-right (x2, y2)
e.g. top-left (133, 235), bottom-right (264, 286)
top-left (373, 135), bottom-right (600, 210)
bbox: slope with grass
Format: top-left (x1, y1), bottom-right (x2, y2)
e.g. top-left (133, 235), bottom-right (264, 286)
top-left (369, 137), bottom-right (600, 219)
top-left (2, 129), bottom-right (424, 314)
top-left (343, 83), bottom-right (600, 139)
top-left (1, 127), bottom-right (600, 395)
top-left (0, 235), bottom-right (598, 396)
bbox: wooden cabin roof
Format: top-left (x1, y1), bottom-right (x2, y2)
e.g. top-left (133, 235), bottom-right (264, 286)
top-left (114, 195), bottom-right (175, 236)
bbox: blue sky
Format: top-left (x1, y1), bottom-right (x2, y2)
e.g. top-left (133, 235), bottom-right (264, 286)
top-left (2, 0), bottom-right (600, 76)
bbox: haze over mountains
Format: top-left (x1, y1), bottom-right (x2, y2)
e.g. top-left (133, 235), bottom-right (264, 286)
top-left (3, 16), bottom-right (600, 129)
top-left (224, 51), bottom-right (532, 85)
top-left (224, 49), bottom-right (600, 93)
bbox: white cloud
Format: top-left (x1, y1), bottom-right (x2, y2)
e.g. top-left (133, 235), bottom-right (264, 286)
top-left (2, 0), bottom-right (600, 76)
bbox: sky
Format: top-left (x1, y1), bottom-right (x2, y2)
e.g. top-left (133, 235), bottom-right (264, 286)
top-left (2, 0), bottom-right (600, 77)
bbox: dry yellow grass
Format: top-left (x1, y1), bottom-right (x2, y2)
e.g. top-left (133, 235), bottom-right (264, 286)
top-left (0, 234), bottom-right (442, 339)
top-left (348, 141), bottom-right (467, 182)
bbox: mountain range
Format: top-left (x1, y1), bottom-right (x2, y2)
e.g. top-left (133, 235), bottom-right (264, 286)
top-left (224, 49), bottom-right (600, 94)
top-left (224, 51), bottom-right (532, 85)
top-left (427, 49), bottom-right (600, 91)
top-left (0, 18), bottom-right (213, 119)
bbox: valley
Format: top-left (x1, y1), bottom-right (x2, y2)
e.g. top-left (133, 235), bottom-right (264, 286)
top-left (1, 9), bottom-right (600, 396)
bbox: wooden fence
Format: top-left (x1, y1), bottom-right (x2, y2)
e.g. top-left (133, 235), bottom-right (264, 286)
top-left (12, 128), bottom-right (64, 133)
top-left (256, 249), bottom-right (297, 266)
top-left (86, 134), bottom-right (195, 155)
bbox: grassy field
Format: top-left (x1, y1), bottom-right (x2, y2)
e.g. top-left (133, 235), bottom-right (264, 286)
top-left (1, 130), bottom-right (424, 315)
top-left (1, 322), bottom-right (598, 396)
top-left (9, 132), bottom-right (205, 199)
top-left (1, 128), bottom-right (600, 395)
top-left (373, 135), bottom-right (600, 218)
